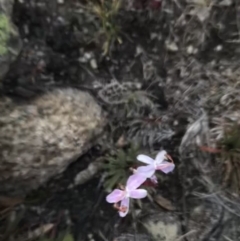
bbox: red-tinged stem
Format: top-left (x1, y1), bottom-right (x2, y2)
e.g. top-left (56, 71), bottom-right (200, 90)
top-left (199, 145), bottom-right (222, 153)
top-left (165, 154), bottom-right (174, 163)
top-left (113, 203), bottom-right (127, 212)
top-left (118, 184), bottom-right (125, 190)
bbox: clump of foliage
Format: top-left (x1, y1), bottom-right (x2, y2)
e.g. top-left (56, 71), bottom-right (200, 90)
top-left (121, 91), bottom-right (158, 118)
top-left (98, 80), bottom-right (174, 146)
top-left (127, 117), bottom-right (175, 147)
top-left (103, 144), bottom-right (140, 191)
top-left (89, 0), bottom-right (122, 55)
top-left (98, 81), bottom-right (158, 119)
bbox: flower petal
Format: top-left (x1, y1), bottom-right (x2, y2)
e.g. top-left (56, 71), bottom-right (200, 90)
top-left (156, 161), bottom-right (175, 174)
top-left (126, 174), bottom-right (147, 191)
top-left (136, 164), bottom-right (155, 178)
top-left (106, 189), bottom-right (124, 203)
top-left (150, 175), bottom-right (158, 184)
top-left (137, 154), bottom-right (154, 164)
top-left (155, 150), bottom-right (167, 164)
top-left (119, 197), bottom-right (130, 217)
top-left (129, 189), bottom-right (147, 199)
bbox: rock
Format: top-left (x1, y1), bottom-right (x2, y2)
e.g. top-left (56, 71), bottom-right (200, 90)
top-left (142, 213), bottom-right (181, 241)
top-left (215, 45), bottom-right (223, 52)
top-left (189, 5), bottom-right (210, 22)
top-left (219, 0), bottom-right (232, 6)
top-left (73, 157), bottom-right (104, 186)
top-left (57, 0), bottom-right (64, 4)
top-left (150, 32), bottom-right (158, 40)
top-left (0, 0), bottom-right (22, 80)
top-left (165, 41), bottom-right (178, 52)
top-left (113, 233), bottom-right (151, 241)
top-left (135, 45), bottom-right (143, 56)
top-left (0, 88), bottom-right (106, 197)
top-left (90, 59), bottom-right (98, 69)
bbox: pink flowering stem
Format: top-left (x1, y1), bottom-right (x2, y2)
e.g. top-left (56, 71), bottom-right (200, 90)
top-left (106, 174), bottom-right (147, 217)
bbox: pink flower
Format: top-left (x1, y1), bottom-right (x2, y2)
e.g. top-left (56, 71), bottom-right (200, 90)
top-left (106, 174), bottom-right (147, 217)
top-left (130, 167), bottom-right (159, 185)
top-left (136, 150), bottom-right (175, 178)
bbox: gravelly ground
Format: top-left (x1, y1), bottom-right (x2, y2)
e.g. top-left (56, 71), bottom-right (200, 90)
top-left (1, 0), bottom-right (240, 240)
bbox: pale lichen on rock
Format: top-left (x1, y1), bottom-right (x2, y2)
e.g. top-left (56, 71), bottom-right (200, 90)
top-left (0, 88), bottom-right (107, 197)
top-left (143, 213), bottom-right (181, 241)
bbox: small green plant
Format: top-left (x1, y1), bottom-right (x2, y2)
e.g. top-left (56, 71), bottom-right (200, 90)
top-left (221, 124), bottom-right (240, 153)
top-left (89, 0), bottom-right (122, 55)
top-left (103, 144), bottom-right (140, 191)
top-left (201, 123), bottom-right (240, 194)
top-left (0, 206), bottom-right (73, 241)
top-left (39, 230), bottom-right (74, 241)
top-left (0, 209), bottom-right (25, 241)
top-left (219, 124), bottom-right (240, 193)
top-left (105, 150), bottom-right (176, 217)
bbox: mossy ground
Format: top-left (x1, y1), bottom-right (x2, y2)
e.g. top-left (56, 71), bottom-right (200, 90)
top-left (0, 13), bottom-right (10, 55)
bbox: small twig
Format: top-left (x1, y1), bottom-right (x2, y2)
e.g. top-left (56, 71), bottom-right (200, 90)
top-left (98, 230), bottom-right (108, 241)
top-left (130, 201), bottom-right (137, 241)
top-left (223, 235), bottom-right (234, 241)
top-left (49, 211), bottom-right (63, 239)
